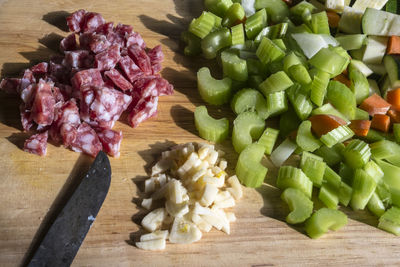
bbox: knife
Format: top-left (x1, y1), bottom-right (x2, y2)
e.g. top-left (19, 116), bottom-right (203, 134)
top-left (27, 151), bottom-right (111, 267)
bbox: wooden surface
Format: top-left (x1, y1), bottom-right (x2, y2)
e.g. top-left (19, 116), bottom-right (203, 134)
top-left (1, 0), bottom-right (400, 266)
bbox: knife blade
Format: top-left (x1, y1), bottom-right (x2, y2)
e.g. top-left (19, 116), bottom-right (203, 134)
top-left (28, 151), bottom-right (111, 267)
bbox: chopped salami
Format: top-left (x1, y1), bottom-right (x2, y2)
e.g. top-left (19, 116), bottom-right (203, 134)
top-left (97, 129), bottom-right (122, 157)
top-left (80, 32), bottom-right (111, 53)
top-left (20, 69), bottom-right (36, 93)
top-left (155, 77), bottom-right (174, 96)
top-left (51, 86), bottom-right (65, 103)
top-left (20, 84), bottom-right (35, 106)
top-left (118, 56), bottom-right (143, 83)
top-left (20, 104), bottom-right (33, 132)
top-left (31, 62), bottom-right (49, 74)
top-left (82, 12), bottom-right (105, 33)
top-left (49, 62), bottom-right (69, 83)
top-left (60, 33), bottom-right (77, 52)
top-left (96, 22), bottom-right (114, 35)
top-left (71, 68), bottom-right (104, 90)
top-left (94, 44), bottom-right (121, 71)
top-left (128, 96), bottom-right (158, 128)
top-left (104, 69), bottom-right (133, 91)
top-left (115, 23), bottom-right (133, 35)
top-left (30, 79), bottom-right (56, 126)
top-left (24, 131), bottom-right (48, 156)
top-left (0, 78), bottom-right (21, 94)
top-left (51, 99), bottom-right (80, 143)
top-left (66, 9), bottom-right (87, 33)
top-left (63, 50), bottom-right (91, 69)
top-left (70, 122), bottom-right (102, 157)
top-left (106, 31), bottom-right (125, 47)
top-left (148, 45), bottom-right (164, 64)
top-left (125, 32), bottom-right (146, 49)
top-left (127, 45), bottom-right (152, 75)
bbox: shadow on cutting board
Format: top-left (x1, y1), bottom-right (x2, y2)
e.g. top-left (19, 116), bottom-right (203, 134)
top-left (42, 11), bottom-right (71, 32)
top-left (20, 154), bottom-right (93, 266)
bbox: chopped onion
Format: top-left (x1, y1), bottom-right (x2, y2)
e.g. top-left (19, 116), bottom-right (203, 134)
top-left (270, 138), bottom-right (298, 167)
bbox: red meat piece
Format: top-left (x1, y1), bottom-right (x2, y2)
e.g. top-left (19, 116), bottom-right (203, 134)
top-left (118, 56), bottom-right (143, 83)
top-left (70, 122), bottom-right (102, 157)
top-left (128, 96), bottom-right (158, 128)
top-left (126, 32), bottom-right (146, 49)
top-left (82, 12), bottom-right (105, 33)
top-left (31, 79), bottom-right (56, 126)
top-left (66, 9), bottom-right (87, 33)
top-left (19, 103), bottom-right (33, 132)
top-left (31, 62), bottom-right (49, 74)
top-left (24, 131), bottom-right (48, 156)
top-left (104, 69), bottom-right (133, 91)
top-left (63, 50), bottom-right (91, 69)
top-left (127, 45), bottom-right (152, 75)
top-left (60, 33), bottom-right (77, 52)
top-left (94, 44), bottom-right (121, 71)
top-left (97, 129), bottom-right (123, 157)
top-left (71, 68), bottom-right (104, 90)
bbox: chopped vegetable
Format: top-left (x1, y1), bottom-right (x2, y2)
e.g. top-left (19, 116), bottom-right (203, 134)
top-left (378, 206), bottom-right (400, 236)
top-left (236, 143), bottom-right (268, 187)
top-left (197, 67), bottom-right (232, 105)
top-left (222, 3), bottom-right (245, 27)
top-left (319, 184), bottom-right (339, 209)
top-left (256, 37), bottom-right (286, 64)
top-left (300, 151), bottom-right (326, 187)
top-left (327, 81), bottom-right (356, 119)
top-left (231, 88), bottom-right (269, 119)
top-left (257, 127), bottom-right (279, 155)
top-left (305, 208), bottom-right (348, 239)
top-left (320, 125), bottom-right (354, 148)
top-left (277, 166), bottom-right (313, 198)
top-left (387, 36), bottom-right (400, 55)
top-left (281, 188), bottom-right (313, 224)
top-left (341, 139), bottom-right (371, 169)
top-left (387, 88), bottom-right (400, 110)
top-left (270, 138), bottom-right (297, 166)
top-left (221, 50), bottom-right (248, 81)
top-left (351, 169), bottom-right (377, 210)
top-left (194, 106), bottom-right (229, 143)
top-left (232, 111), bottom-right (265, 153)
top-left (245, 9), bottom-right (267, 39)
top-left (201, 28), bottom-right (232, 59)
top-left (308, 114), bottom-right (347, 137)
top-left (371, 114), bottom-right (391, 132)
top-left (349, 120), bottom-right (371, 137)
top-left (359, 93), bottom-right (391, 116)
top-left (296, 120), bottom-right (322, 152)
top-left (189, 11), bottom-right (216, 38)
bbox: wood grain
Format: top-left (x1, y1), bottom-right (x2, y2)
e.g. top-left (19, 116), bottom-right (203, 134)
top-left (1, 0), bottom-right (400, 266)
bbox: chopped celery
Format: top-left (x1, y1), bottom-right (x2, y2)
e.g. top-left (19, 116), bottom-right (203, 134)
top-left (246, 58), bottom-right (267, 76)
top-left (367, 192), bottom-right (386, 217)
top-left (231, 23), bottom-right (245, 45)
top-left (290, 1), bottom-right (315, 23)
top-left (194, 106), bottom-right (229, 143)
top-left (267, 61), bottom-right (284, 74)
top-left (281, 188), bottom-right (313, 224)
top-left (296, 121), bottom-right (322, 152)
top-left (236, 143), bottom-right (268, 188)
top-left (270, 138), bottom-right (298, 167)
top-left (279, 106), bottom-right (301, 138)
top-left (335, 34), bottom-right (366, 51)
top-left (354, 108), bottom-right (369, 120)
top-left (305, 208), bottom-right (348, 239)
top-left (342, 139), bottom-right (371, 169)
top-left (221, 50), bottom-right (248, 81)
top-left (311, 11), bottom-right (330, 35)
top-left (378, 206), bottom-right (400, 236)
top-left (386, 0), bottom-right (398, 14)
top-left (272, 39), bottom-right (287, 51)
top-left (248, 75), bottom-right (264, 89)
top-left (362, 36), bottom-right (388, 64)
top-left (283, 51), bottom-right (307, 73)
top-left (377, 183), bottom-right (392, 208)
top-left (326, 81), bottom-right (356, 120)
top-left (300, 152), bottom-right (326, 187)
top-left (362, 8), bottom-right (400, 36)
top-left (232, 111), bottom-right (265, 153)
top-left (189, 11), bottom-right (216, 39)
top-left (245, 8), bottom-right (267, 39)
top-left (197, 67), bottom-right (232, 105)
top-left (254, 0), bottom-right (289, 23)
top-left (375, 159), bottom-right (400, 191)
top-left (266, 91), bottom-right (288, 117)
top-left (315, 143), bottom-right (344, 166)
top-left (320, 125), bottom-right (354, 148)
top-left (338, 182), bottom-right (353, 207)
top-left (259, 71), bottom-right (293, 96)
top-left (257, 127), bottom-right (279, 155)
top-left (370, 140), bottom-right (400, 167)
top-left (362, 129), bottom-right (387, 143)
top-left (339, 162), bottom-right (354, 186)
top-left (222, 3), bottom-right (245, 27)
top-left (338, 6), bottom-right (363, 34)
top-left (204, 0), bottom-right (233, 17)
top-left (351, 169), bottom-right (377, 210)
top-left (287, 85), bottom-right (313, 121)
top-left (291, 33), bottom-right (339, 59)
top-left (254, 23), bottom-right (289, 43)
top-left (323, 166), bottom-right (342, 189)
top-left (319, 184), bottom-right (339, 209)
top-left (394, 123), bottom-right (400, 144)
top-left (363, 160), bottom-right (384, 185)
top-left (256, 37), bottom-right (286, 64)
top-left (231, 88), bottom-right (269, 119)
top-left (290, 23), bottom-right (313, 34)
top-left (288, 64), bottom-right (312, 85)
top-left (277, 166), bottom-right (313, 198)
top-left (311, 103), bottom-right (350, 124)
top-left (181, 31), bottom-right (201, 56)
top-left (352, 60), bottom-right (373, 78)
top-left (310, 70), bottom-right (330, 107)
top-left (348, 62), bottom-right (369, 105)
top-left (309, 47), bottom-right (348, 77)
top-left (208, 12), bottom-right (223, 28)
top-left (201, 27), bottom-right (232, 59)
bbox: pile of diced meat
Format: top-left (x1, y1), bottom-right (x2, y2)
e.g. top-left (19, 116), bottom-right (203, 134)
top-left (0, 10), bottom-right (173, 157)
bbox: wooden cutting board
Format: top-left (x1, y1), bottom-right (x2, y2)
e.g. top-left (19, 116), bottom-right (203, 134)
top-left (1, 0), bottom-right (400, 266)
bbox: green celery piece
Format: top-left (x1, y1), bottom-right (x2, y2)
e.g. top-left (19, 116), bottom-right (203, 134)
top-left (257, 128), bottom-right (279, 155)
top-left (305, 208), bottom-right (347, 239)
top-left (320, 125), bottom-right (354, 148)
top-left (335, 34), bottom-right (366, 51)
top-left (279, 105), bottom-right (301, 138)
top-left (330, 46), bottom-right (351, 75)
top-left (283, 51), bottom-right (307, 73)
top-left (254, 23), bottom-right (289, 44)
top-left (315, 143), bottom-right (344, 166)
top-left (338, 181), bottom-right (353, 207)
top-left (254, 0), bottom-right (289, 23)
top-left (339, 6), bottom-right (362, 34)
top-left (362, 129), bottom-right (387, 143)
top-left (287, 84), bottom-right (313, 121)
top-left (272, 39), bottom-right (286, 51)
top-left (296, 120), bottom-right (322, 152)
top-left (339, 162), bottom-right (354, 186)
top-left (281, 188), bottom-right (313, 224)
top-left (310, 69), bottom-right (330, 107)
top-left (349, 47), bottom-right (364, 61)
top-left (377, 183), bottom-right (392, 208)
top-left (367, 192), bottom-right (386, 217)
top-left (181, 31), bottom-right (201, 56)
top-left (256, 37), bottom-right (286, 64)
top-left (363, 160), bottom-right (384, 185)
top-left (221, 50), bottom-right (248, 81)
top-left (300, 152), bottom-right (326, 187)
top-left (270, 138), bottom-right (298, 166)
top-left (267, 61), bottom-right (284, 74)
top-left (231, 23), bottom-right (245, 45)
top-left (311, 103), bottom-right (350, 124)
top-left (247, 58), bottom-right (267, 76)
top-left (222, 3), bottom-right (245, 27)
top-left (290, 0), bottom-right (315, 23)
top-left (323, 166), bottom-right (352, 206)
top-left (370, 140), bottom-right (400, 167)
top-left (394, 123), bottom-right (400, 144)
top-left (348, 62), bottom-right (369, 105)
top-left (235, 143), bottom-right (268, 188)
top-left (204, 0), bottom-right (233, 17)
top-left (194, 106), bottom-right (229, 143)
top-left (311, 11), bottom-right (330, 35)
top-left (245, 9), bottom-right (267, 39)
top-left (232, 111), bottom-right (265, 153)
top-left (207, 12), bottom-right (223, 28)
top-left (290, 23), bottom-right (313, 34)
top-left (319, 184), bottom-right (339, 209)
top-left (323, 166), bottom-right (341, 189)
top-left (248, 75), bottom-right (264, 89)
top-left (326, 81), bottom-right (356, 120)
top-left (197, 67), bottom-right (232, 105)
top-left (259, 71), bottom-right (293, 96)
top-left (266, 91), bottom-right (288, 117)
top-left (351, 169), bottom-right (377, 210)
top-left (375, 159), bottom-right (400, 191)
top-left (288, 64), bottom-right (312, 85)
top-left (201, 27), bottom-right (232, 59)
top-left (189, 11), bottom-right (216, 39)
top-left (354, 108), bottom-right (369, 120)
top-left (231, 88), bottom-right (269, 119)
top-left (342, 139), bottom-right (371, 169)
top-left (378, 206), bottom-right (400, 236)
top-left (277, 166), bottom-right (313, 198)
top-left (309, 48), bottom-right (348, 77)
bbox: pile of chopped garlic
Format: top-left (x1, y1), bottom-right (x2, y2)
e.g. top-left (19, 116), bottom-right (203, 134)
top-left (135, 142), bottom-right (243, 251)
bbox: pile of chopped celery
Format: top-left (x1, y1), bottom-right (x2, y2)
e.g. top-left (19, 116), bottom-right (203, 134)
top-left (185, 0), bottom-right (400, 239)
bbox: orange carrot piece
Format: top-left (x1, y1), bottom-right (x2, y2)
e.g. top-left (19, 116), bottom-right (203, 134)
top-left (349, 120), bottom-right (371, 137)
top-left (387, 88), bottom-right (400, 110)
top-left (308, 114), bottom-right (347, 137)
top-left (359, 93), bottom-right (392, 116)
top-left (333, 74), bottom-right (351, 88)
top-left (388, 109), bottom-right (400, 123)
top-left (326, 11), bottom-right (340, 28)
top-left (387, 36), bottom-right (400, 55)
top-left (371, 114), bottom-right (391, 132)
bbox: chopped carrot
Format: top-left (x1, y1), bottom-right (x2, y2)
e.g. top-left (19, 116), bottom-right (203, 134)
top-left (326, 11), bottom-right (340, 28)
top-left (387, 109), bottom-right (400, 123)
top-left (308, 114), bottom-right (347, 137)
top-left (387, 36), bottom-right (400, 55)
top-left (349, 120), bottom-right (371, 137)
top-left (333, 74), bottom-right (351, 88)
top-left (371, 114), bottom-right (391, 132)
top-left (359, 93), bottom-right (392, 116)
top-left (386, 88), bottom-right (400, 110)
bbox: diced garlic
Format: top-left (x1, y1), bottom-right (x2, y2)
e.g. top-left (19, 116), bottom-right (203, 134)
top-left (226, 212), bottom-right (237, 222)
top-left (151, 158), bottom-right (172, 176)
top-left (197, 219), bottom-right (212, 232)
top-left (211, 166), bottom-right (222, 175)
top-left (201, 212), bottom-right (224, 231)
top-left (214, 196), bottom-right (235, 209)
top-left (206, 150), bottom-right (219, 165)
top-left (203, 175), bottom-right (225, 188)
top-left (215, 190), bottom-right (232, 202)
top-left (227, 175), bottom-right (243, 200)
top-left (193, 202), bottom-right (212, 215)
top-left (141, 208), bottom-right (167, 232)
top-left (212, 207), bottom-right (230, 234)
top-left (141, 198), bottom-right (152, 210)
top-left (144, 177), bottom-right (156, 193)
top-left (157, 173), bottom-right (168, 187)
top-left (200, 184), bottom-right (218, 207)
top-left (165, 200), bottom-right (189, 218)
top-left (140, 230), bottom-right (169, 242)
top-left (169, 217), bottom-right (202, 244)
top-left (219, 159), bottom-right (227, 170)
top-left (177, 152), bottom-right (199, 178)
top-left (136, 238), bottom-right (166, 251)
top-left (191, 166), bottom-right (207, 182)
top-left (198, 145), bottom-right (210, 160)
top-left (168, 179), bottom-right (187, 204)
